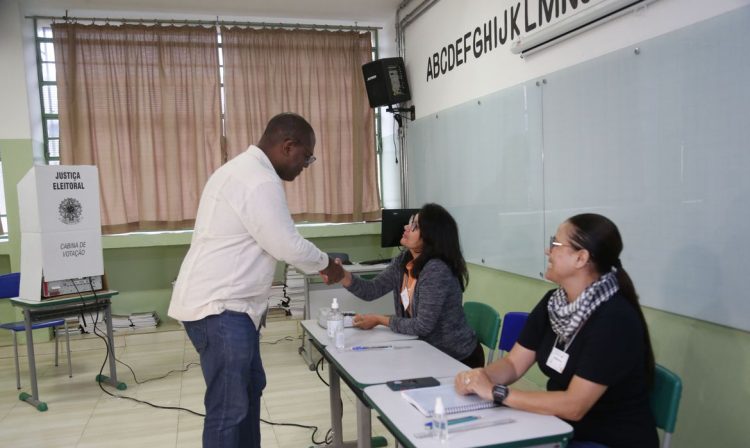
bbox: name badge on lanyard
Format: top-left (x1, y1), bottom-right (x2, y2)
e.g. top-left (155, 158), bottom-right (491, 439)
top-left (546, 346), bottom-right (569, 374)
top-left (400, 287), bottom-right (410, 310)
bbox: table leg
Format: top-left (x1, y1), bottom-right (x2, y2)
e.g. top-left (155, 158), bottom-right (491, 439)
top-left (298, 329), bottom-right (317, 370)
top-left (329, 364), bottom-right (344, 447)
top-left (94, 301), bottom-right (127, 390)
top-left (356, 398), bottom-right (372, 448)
top-left (18, 308), bottom-right (48, 411)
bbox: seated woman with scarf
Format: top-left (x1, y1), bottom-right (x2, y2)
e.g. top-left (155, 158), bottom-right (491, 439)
top-left (454, 213), bottom-right (658, 448)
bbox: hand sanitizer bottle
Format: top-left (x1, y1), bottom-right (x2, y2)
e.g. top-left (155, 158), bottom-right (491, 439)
top-left (326, 298), bottom-right (343, 341)
top-left (433, 396), bottom-right (449, 444)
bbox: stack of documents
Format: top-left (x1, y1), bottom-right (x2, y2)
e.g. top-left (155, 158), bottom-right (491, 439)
top-left (54, 316), bottom-right (83, 337)
top-left (80, 311), bottom-right (160, 333)
top-left (285, 266), bottom-right (306, 318)
top-left (129, 311), bottom-right (160, 329)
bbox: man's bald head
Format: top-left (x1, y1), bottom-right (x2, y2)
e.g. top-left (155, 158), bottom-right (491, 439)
top-left (257, 113), bottom-right (316, 182)
top-left (258, 113), bottom-right (315, 151)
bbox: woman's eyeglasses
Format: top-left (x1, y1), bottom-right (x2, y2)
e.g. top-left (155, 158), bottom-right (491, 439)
top-left (549, 236), bottom-right (568, 251)
top-left (407, 215), bottom-right (419, 232)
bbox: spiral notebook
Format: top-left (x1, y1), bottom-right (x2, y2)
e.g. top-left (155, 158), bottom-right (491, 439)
top-left (400, 384), bottom-right (498, 417)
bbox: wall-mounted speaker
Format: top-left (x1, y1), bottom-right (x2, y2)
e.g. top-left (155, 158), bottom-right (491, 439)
top-left (362, 57), bottom-right (411, 108)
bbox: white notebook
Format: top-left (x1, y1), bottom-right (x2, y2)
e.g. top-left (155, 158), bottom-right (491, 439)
top-left (400, 384), bottom-right (498, 417)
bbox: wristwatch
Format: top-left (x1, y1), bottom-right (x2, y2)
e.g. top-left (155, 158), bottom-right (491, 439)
top-left (492, 384), bottom-right (510, 405)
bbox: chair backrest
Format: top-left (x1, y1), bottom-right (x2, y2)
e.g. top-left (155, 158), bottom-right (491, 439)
top-left (463, 301), bottom-right (501, 363)
top-left (0, 272), bottom-right (20, 299)
top-left (498, 311), bottom-right (529, 353)
top-left (650, 364), bottom-right (682, 447)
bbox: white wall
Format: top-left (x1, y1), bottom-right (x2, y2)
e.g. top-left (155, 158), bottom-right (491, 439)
top-left (0, 0), bottom-right (34, 140)
top-left (403, 0), bottom-right (750, 118)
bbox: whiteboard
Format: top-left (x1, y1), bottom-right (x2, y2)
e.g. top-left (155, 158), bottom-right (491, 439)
top-left (406, 6), bottom-right (750, 331)
top-left (407, 84), bottom-right (546, 277)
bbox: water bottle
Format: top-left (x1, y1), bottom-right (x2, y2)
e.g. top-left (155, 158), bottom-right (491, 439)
top-left (326, 298), bottom-right (343, 341)
top-left (334, 323), bottom-right (346, 350)
top-left (433, 396), bottom-right (449, 444)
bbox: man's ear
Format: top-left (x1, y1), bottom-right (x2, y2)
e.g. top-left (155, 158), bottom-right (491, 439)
top-left (281, 138), bottom-right (296, 157)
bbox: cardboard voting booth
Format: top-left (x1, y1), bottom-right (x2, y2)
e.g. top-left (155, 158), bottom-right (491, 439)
top-left (18, 165), bottom-right (104, 301)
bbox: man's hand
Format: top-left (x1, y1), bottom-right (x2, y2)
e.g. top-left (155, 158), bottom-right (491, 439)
top-left (320, 257), bottom-right (345, 284)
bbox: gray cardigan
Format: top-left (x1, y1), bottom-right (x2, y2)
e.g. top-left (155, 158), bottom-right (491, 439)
top-left (346, 251), bottom-right (478, 361)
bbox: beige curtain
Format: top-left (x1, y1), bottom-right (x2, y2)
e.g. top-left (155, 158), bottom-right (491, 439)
top-left (53, 23), bottom-right (222, 233)
top-left (221, 28), bottom-right (380, 222)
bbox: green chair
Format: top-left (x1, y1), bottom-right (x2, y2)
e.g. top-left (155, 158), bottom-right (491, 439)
top-left (650, 364), bottom-right (682, 448)
top-left (463, 301), bottom-right (501, 364)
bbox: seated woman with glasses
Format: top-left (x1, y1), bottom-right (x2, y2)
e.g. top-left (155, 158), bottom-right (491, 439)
top-left (330, 203), bottom-right (484, 368)
top-left (454, 214), bottom-right (657, 448)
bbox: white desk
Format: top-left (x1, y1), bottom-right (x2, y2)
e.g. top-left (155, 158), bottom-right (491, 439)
top-left (299, 263), bottom-right (392, 369)
top-left (365, 380), bottom-right (573, 448)
top-left (324, 339), bottom-right (467, 448)
top-left (10, 291), bottom-right (126, 412)
top-left (301, 319), bottom-right (418, 448)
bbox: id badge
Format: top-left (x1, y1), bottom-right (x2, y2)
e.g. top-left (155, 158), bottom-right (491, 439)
top-left (546, 347), bottom-right (569, 374)
top-left (400, 287), bottom-right (410, 310)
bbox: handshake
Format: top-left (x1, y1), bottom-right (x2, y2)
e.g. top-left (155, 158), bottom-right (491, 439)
top-left (319, 257), bottom-right (351, 286)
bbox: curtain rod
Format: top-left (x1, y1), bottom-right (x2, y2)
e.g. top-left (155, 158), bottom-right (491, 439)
top-left (25, 14), bottom-right (381, 32)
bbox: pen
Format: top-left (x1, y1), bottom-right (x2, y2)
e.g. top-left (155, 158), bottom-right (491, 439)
top-left (350, 345), bottom-right (393, 351)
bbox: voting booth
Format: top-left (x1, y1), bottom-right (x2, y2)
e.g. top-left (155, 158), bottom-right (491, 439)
top-left (17, 165), bottom-right (104, 301)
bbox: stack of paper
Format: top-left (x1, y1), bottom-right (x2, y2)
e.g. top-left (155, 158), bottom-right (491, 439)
top-left (80, 311), bottom-right (160, 333)
top-left (54, 316), bottom-right (83, 337)
top-left (285, 266), bottom-right (306, 318)
top-left (129, 311), bottom-right (160, 329)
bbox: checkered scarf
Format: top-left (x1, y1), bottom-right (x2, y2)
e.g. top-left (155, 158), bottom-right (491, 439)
top-left (547, 270), bottom-right (619, 343)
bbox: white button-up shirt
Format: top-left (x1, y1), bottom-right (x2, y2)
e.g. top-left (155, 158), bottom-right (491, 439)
top-left (168, 145), bottom-right (328, 328)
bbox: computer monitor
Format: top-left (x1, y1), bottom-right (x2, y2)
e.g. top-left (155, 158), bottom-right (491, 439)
top-left (381, 208), bottom-right (420, 248)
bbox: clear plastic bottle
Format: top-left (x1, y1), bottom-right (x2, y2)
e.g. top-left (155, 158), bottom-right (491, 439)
top-left (433, 396), bottom-right (449, 444)
top-left (326, 298), bottom-right (343, 341)
top-left (334, 323), bottom-right (346, 350)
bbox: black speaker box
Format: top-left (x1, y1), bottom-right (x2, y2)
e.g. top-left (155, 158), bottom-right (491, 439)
top-left (362, 57), bottom-right (411, 108)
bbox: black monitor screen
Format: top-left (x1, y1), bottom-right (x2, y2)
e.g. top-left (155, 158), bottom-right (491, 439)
top-left (381, 208), bottom-right (420, 248)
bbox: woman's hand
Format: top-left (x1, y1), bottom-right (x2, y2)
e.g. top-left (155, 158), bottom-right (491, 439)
top-left (353, 313), bottom-right (384, 330)
top-left (454, 368), bottom-right (494, 401)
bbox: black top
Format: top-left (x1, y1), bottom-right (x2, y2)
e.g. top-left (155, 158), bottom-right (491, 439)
top-left (518, 290), bottom-right (658, 448)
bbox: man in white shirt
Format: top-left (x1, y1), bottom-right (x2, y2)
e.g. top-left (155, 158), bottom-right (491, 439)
top-left (169, 113), bottom-right (345, 448)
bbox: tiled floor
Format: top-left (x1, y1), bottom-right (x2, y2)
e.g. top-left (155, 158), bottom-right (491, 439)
top-left (0, 317), bottom-right (394, 447)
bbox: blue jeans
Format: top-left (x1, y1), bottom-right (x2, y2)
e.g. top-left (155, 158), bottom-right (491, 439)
top-left (184, 311), bottom-right (266, 448)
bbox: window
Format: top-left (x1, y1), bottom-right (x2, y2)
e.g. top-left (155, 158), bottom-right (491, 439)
top-left (34, 20), bottom-right (60, 165)
top-left (34, 19), bottom-right (383, 206)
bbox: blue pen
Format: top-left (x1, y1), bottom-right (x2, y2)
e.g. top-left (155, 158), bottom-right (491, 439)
top-left (350, 345), bottom-right (393, 351)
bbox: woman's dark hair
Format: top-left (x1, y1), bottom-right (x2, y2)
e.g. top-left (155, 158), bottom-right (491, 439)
top-left (566, 213), bottom-right (655, 384)
top-left (402, 203), bottom-right (469, 291)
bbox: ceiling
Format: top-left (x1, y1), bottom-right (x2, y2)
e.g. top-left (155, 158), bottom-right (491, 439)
top-left (22, 0), bottom-right (404, 24)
